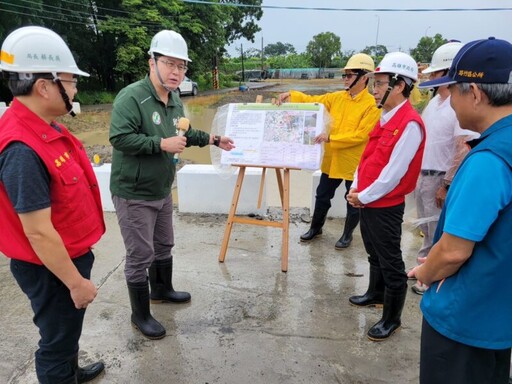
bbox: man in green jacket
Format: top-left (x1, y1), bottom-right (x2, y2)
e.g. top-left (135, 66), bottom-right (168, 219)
top-left (109, 30), bottom-right (234, 340)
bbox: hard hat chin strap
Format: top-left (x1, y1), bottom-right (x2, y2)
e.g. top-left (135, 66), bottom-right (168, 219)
top-left (348, 71), bottom-right (365, 90)
top-left (431, 69), bottom-right (449, 97)
top-left (152, 54), bottom-right (173, 93)
top-left (377, 74), bottom-right (398, 109)
top-left (51, 73), bottom-right (75, 117)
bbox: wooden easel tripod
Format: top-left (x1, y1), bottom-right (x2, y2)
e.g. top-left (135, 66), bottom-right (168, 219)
top-left (218, 164), bottom-right (298, 272)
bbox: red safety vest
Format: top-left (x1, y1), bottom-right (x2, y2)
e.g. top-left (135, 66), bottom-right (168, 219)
top-left (0, 99), bottom-right (105, 264)
top-left (357, 101), bottom-right (425, 208)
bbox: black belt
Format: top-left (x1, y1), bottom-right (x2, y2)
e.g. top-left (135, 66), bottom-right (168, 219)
top-left (421, 170), bottom-right (446, 176)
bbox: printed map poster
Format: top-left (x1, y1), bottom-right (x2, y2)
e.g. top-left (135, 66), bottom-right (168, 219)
top-left (220, 103), bottom-right (325, 170)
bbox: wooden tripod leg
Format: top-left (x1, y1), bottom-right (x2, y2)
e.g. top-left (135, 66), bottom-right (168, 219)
top-left (275, 168), bottom-right (284, 208)
top-left (281, 168), bottom-right (290, 272)
top-left (257, 167), bottom-right (267, 209)
top-left (219, 166), bottom-right (246, 262)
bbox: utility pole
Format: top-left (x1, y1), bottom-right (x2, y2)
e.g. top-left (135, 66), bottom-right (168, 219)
top-left (375, 14), bottom-right (380, 47)
top-left (240, 43), bottom-right (245, 83)
top-left (212, 53), bottom-right (219, 90)
top-left (261, 36), bottom-right (264, 72)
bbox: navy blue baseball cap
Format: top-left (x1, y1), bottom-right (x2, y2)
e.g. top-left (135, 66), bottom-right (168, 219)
top-left (418, 37), bottom-right (512, 88)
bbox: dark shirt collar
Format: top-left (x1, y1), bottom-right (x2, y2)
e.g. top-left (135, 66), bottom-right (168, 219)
top-left (143, 75), bottom-right (178, 107)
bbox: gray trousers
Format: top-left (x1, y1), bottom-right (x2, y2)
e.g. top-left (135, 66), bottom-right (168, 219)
top-left (415, 174), bottom-right (443, 261)
top-left (113, 195), bottom-right (174, 283)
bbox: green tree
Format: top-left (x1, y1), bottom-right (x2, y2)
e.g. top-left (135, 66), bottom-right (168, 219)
top-left (330, 50), bottom-right (355, 69)
top-left (264, 42), bottom-right (296, 57)
top-left (222, 0), bottom-right (263, 43)
top-left (306, 32), bottom-right (342, 68)
top-left (266, 53), bottom-right (311, 69)
top-left (68, 0), bottom-right (121, 91)
top-left (361, 44), bottom-right (388, 64)
top-left (0, 0), bottom-right (263, 93)
top-left (0, 0), bottom-right (41, 37)
top-left (410, 33), bottom-right (447, 63)
top-left (243, 47), bottom-right (262, 58)
top-left (99, 0), bottom-right (263, 87)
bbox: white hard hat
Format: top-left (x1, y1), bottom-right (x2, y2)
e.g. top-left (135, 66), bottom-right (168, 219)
top-left (374, 52), bottom-right (418, 82)
top-left (0, 26), bottom-right (89, 76)
top-left (422, 41), bottom-right (463, 74)
top-left (148, 30), bottom-right (191, 62)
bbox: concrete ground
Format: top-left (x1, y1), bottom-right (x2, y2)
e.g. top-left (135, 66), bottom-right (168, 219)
top-left (1, 79), bottom-right (426, 384)
top-left (0, 200), bottom-right (425, 384)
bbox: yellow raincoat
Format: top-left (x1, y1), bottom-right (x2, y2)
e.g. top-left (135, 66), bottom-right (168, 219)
top-left (290, 89), bottom-right (381, 180)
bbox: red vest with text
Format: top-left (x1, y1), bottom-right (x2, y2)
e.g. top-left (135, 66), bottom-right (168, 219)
top-left (357, 101), bottom-right (425, 208)
top-left (0, 99), bottom-right (105, 264)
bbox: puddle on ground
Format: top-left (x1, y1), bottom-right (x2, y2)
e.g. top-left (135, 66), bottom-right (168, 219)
top-left (72, 97), bottom-right (221, 165)
top-left (181, 100), bottom-right (218, 164)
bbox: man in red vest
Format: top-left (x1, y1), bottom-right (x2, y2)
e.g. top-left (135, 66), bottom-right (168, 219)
top-left (0, 27), bottom-right (106, 383)
top-left (347, 52), bottom-right (426, 341)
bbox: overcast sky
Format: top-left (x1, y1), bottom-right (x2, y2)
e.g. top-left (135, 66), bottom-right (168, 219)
top-left (227, 0), bottom-right (512, 56)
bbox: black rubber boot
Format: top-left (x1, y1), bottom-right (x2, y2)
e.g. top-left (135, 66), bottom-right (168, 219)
top-left (77, 362), bottom-right (105, 383)
top-left (367, 288), bottom-right (407, 341)
top-left (53, 356), bottom-right (78, 384)
top-left (56, 374), bottom-right (77, 384)
top-left (127, 280), bottom-right (166, 340)
top-left (72, 355), bottom-right (105, 384)
top-left (335, 212), bottom-right (360, 249)
top-left (349, 266), bottom-right (385, 307)
top-left (300, 205), bottom-right (328, 242)
top-left (149, 258), bottom-right (191, 303)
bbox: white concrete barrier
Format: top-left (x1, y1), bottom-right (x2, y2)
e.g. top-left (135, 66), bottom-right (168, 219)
top-left (0, 102), bottom-right (8, 118)
top-left (311, 170), bottom-right (347, 218)
top-left (92, 163), bottom-right (268, 214)
top-left (177, 164), bottom-right (267, 215)
top-left (92, 163), bottom-right (115, 212)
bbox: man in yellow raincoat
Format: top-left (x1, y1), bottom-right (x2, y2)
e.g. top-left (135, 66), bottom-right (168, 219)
top-left (277, 53), bottom-right (381, 250)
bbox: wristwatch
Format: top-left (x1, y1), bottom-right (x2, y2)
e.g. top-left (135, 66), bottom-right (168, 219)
top-left (213, 135), bottom-right (221, 147)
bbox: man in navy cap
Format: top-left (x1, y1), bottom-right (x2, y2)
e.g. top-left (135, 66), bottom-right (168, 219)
top-left (408, 37), bottom-right (512, 384)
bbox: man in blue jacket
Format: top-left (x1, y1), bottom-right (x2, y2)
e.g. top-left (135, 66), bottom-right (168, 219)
top-left (409, 37), bottom-right (512, 384)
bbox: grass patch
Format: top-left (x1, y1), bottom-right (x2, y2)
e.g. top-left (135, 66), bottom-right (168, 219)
top-left (75, 91), bottom-right (116, 105)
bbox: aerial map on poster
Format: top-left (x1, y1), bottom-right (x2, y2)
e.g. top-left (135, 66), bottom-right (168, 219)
top-left (220, 103), bottom-right (325, 170)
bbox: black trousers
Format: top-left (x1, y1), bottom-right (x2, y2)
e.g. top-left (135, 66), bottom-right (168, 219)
top-left (421, 318), bottom-right (511, 384)
top-left (315, 172), bottom-right (358, 216)
top-left (10, 251), bottom-right (94, 384)
top-left (360, 203), bottom-right (407, 291)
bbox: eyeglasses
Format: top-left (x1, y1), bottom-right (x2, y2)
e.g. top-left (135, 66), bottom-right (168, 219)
top-left (374, 80), bottom-right (390, 88)
top-left (59, 79), bottom-right (78, 89)
top-left (40, 76), bottom-right (78, 89)
top-left (341, 73), bottom-right (357, 79)
top-left (158, 60), bottom-right (188, 73)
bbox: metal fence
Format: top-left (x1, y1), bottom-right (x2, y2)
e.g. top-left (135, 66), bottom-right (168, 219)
top-left (266, 68), bottom-right (339, 79)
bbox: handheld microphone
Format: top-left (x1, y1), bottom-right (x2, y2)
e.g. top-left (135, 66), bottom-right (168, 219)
top-left (173, 117), bottom-right (190, 164)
